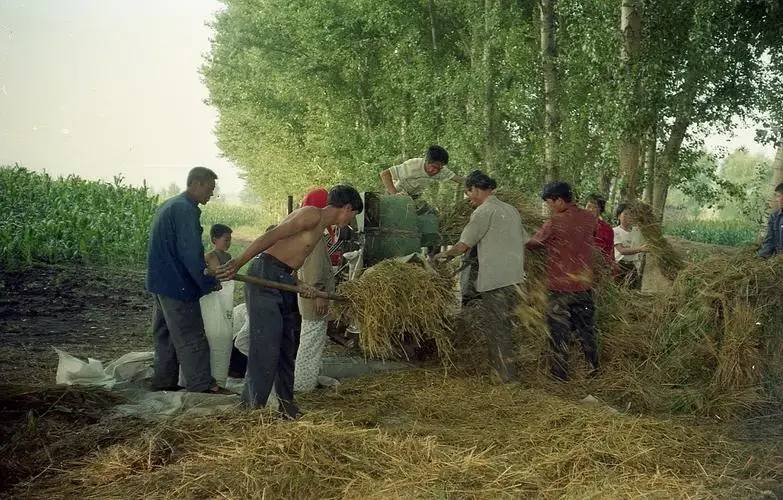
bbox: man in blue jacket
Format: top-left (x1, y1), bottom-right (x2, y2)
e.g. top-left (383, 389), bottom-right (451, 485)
top-left (758, 182), bottom-right (783, 258)
top-left (146, 166), bottom-right (223, 393)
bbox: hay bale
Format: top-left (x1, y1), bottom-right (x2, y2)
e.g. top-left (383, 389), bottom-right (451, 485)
top-left (334, 260), bottom-right (456, 360)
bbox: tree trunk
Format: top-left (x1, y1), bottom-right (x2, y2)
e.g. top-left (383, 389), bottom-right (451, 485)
top-left (652, 115), bottom-right (690, 219)
top-left (642, 124), bottom-right (657, 205)
top-left (539, 0), bottom-right (560, 182)
top-left (772, 143), bottom-right (783, 187)
top-left (618, 0), bottom-right (643, 200)
top-left (483, 0), bottom-right (499, 173)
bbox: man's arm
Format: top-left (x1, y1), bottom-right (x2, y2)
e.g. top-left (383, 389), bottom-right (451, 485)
top-left (450, 175), bottom-right (465, 186)
top-left (380, 169), bottom-right (399, 194)
top-left (758, 213), bottom-right (775, 258)
top-left (614, 243), bottom-right (648, 255)
top-left (173, 205), bottom-right (218, 294)
top-left (218, 208), bottom-right (321, 279)
top-left (434, 242), bottom-right (471, 261)
top-left (525, 220), bottom-right (553, 250)
top-left (435, 207), bottom-right (490, 261)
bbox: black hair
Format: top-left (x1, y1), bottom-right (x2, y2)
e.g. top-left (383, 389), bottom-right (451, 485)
top-left (615, 203), bottom-right (630, 220)
top-left (187, 166), bottom-right (218, 186)
top-left (585, 193), bottom-right (607, 214)
top-left (541, 181), bottom-right (572, 203)
top-left (425, 145), bottom-right (449, 165)
top-left (775, 182), bottom-right (783, 194)
top-left (328, 185), bottom-right (364, 213)
top-left (465, 170), bottom-right (497, 191)
top-left (210, 224), bottom-right (232, 241)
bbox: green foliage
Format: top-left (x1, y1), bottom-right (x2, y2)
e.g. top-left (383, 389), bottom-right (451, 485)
top-left (0, 166), bottom-right (272, 269)
top-left (203, 0), bottom-right (780, 212)
top-left (201, 202), bottom-right (273, 235)
top-left (664, 219), bottom-right (761, 247)
top-left (0, 166), bottom-right (158, 267)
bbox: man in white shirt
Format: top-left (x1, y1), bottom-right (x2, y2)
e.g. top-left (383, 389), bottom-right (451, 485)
top-left (613, 203), bottom-right (647, 289)
top-left (379, 145), bottom-right (464, 199)
top-left (434, 170), bottom-right (528, 383)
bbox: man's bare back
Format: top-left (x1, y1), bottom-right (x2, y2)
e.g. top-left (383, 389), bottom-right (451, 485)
top-left (265, 207), bottom-right (329, 270)
top-left (216, 186), bottom-right (361, 288)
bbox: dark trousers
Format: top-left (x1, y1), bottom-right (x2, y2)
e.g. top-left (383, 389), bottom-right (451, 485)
top-left (243, 254), bottom-right (301, 417)
top-left (546, 290), bottom-right (598, 380)
top-left (150, 294), bottom-right (214, 392)
top-left (476, 285), bottom-right (520, 383)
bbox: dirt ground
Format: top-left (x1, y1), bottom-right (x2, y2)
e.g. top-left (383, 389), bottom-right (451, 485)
top-left (0, 263), bottom-right (152, 385)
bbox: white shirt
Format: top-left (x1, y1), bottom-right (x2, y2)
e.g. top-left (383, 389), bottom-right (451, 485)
top-left (389, 157), bottom-right (456, 197)
top-left (613, 225), bottom-right (643, 266)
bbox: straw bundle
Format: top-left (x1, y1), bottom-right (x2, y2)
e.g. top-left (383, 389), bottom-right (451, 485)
top-left (20, 371), bottom-right (783, 499)
top-left (628, 201), bottom-right (684, 281)
top-left (334, 260), bottom-right (456, 359)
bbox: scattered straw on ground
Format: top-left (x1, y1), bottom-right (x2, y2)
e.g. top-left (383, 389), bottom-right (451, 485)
top-left (334, 260), bottom-right (456, 359)
top-left (14, 371), bottom-right (783, 499)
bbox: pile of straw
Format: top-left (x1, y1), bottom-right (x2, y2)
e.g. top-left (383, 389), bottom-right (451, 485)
top-left (494, 250), bottom-right (783, 420)
top-left (19, 371), bottom-right (783, 498)
top-left (628, 201), bottom-right (684, 281)
top-left (334, 260), bottom-right (456, 359)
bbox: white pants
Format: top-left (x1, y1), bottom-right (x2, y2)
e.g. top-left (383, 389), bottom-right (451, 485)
top-left (294, 318), bottom-right (328, 392)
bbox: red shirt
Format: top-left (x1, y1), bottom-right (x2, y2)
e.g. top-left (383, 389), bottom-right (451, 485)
top-left (595, 219), bottom-right (615, 266)
top-left (526, 204), bottom-right (597, 292)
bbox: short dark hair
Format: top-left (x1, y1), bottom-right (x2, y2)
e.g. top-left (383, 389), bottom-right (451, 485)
top-left (465, 170), bottom-right (497, 190)
top-left (210, 223), bottom-right (232, 241)
top-left (615, 203), bottom-right (630, 220)
top-left (585, 193), bottom-right (607, 214)
top-left (775, 182), bottom-right (783, 194)
top-left (541, 181), bottom-right (572, 203)
top-left (425, 145), bottom-right (449, 165)
top-left (328, 185), bottom-right (363, 213)
top-left (187, 166), bottom-right (218, 186)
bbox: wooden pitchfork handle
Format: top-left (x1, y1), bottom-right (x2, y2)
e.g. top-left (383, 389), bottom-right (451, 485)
top-left (233, 273), bottom-right (345, 302)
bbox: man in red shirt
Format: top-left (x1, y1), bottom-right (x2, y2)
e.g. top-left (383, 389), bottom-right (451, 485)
top-left (526, 181), bottom-right (599, 381)
top-left (585, 193), bottom-right (616, 274)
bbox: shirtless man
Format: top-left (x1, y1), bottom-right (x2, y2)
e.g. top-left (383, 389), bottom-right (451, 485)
top-left (217, 185), bottom-right (363, 418)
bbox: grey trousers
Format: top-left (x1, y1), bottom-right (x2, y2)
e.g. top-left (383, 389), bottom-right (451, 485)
top-left (243, 254), bottom-right (301, 417)
top-left (150, 294), bottom-right (214, 392)
top-left (476, 285), bottom-right (520, 383)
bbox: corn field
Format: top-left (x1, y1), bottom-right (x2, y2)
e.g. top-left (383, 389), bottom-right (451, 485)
top-left (0, 166), bottom-right (158, 266)
top-left (0, 166), bottom-right (274, 268)
top-left (663, 219), bottom-right (764, 247)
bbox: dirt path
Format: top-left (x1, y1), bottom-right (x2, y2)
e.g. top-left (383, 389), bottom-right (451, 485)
top-left (0, 263), bottom-right (151, 385)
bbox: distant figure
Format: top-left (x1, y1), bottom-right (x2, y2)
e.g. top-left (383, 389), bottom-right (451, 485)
top-left (758, 182), bottom-right (783, 258)
top-left (145, 167), bottom-right (225, 394)
top-left (379, 145), bottom-right (464, 200)
top-left (613, 203), bottom-right (647, 289)
top-left (526, 181), bottom-right (599, 381)
top-left (205, 223), bottom-right (233, 273)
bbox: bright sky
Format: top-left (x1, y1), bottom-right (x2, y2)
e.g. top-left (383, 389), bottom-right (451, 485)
top-left (0, 0), bottom-right (244, 194)
top-left (0, 1), bottom-right (776, 195)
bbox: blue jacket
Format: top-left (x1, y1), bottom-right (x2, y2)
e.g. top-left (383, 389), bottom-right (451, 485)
top-left (145, 193), bottom-right (218, 301)
top-left (758, 208), bottom-right (783, 258)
